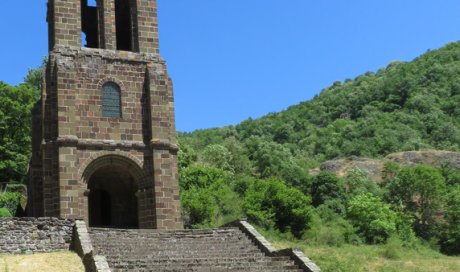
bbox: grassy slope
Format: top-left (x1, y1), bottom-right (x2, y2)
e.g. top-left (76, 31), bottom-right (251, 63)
top-left (0, 251), bottom-right (84, 272)
top-left (269, 238), bottom-right (460, 272)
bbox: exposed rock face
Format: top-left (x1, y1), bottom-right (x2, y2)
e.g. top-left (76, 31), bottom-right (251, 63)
top-left (320, 156), bottom-right (383, 182)
top-left (385, 151), bottom-right (460, 169)
top-left (314, 150), bottom-right (460, 182)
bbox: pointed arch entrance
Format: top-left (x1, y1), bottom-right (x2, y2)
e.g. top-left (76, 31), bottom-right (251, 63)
top-left (82, 155), bottom-right (145, 228)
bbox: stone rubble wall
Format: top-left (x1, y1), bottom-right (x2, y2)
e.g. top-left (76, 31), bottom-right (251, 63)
top-left (0, 218), bottom-right (74, 254)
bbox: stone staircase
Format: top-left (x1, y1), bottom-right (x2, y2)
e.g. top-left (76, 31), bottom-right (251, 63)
top-left (88, 226), bottom-right (310, 271)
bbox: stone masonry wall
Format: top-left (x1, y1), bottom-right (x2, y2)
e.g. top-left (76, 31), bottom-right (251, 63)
top-left (0, 218), bottom-right (74, 254)
top-left (30, 45), bottom-right (182, 229)
top-left (29, 0), bottom-right (182, 229)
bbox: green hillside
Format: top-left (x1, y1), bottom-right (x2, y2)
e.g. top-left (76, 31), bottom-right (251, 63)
top-left (1, 41), bottom-right (460, 270)
top-left (177, 41), bottom-right (460, 262)
top-left (180, 41), bottom-right (460, 161)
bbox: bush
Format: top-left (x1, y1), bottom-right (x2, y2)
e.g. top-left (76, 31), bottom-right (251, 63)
top-left (440, 185), bottom-right (460, 255)
top-left (0, 207), bottom-right (12, 218)
top-left (179, 165), bottom-right (242, 228)
top-left (381, 236), bottom-right (403, 260)
top-left (347, 193), bottom-right (397, 243)
top-left (310, 172), bottom-right (346, 207)
top-left (385, 164), bottom-right (446, 240)
top-left (306, 211), bottom-right (361, 246)
top-left (181, 187), bottom-right (216, 228)
top-left (0, 192), bottom-right (21, 216)
top-left (345, 168), bottom-right (381, 197)
top-left (243, 178), bottom-right (313, 238)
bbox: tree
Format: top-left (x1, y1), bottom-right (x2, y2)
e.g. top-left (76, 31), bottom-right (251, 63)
top-left (0, 82), bottom-right (38, 183)
top-left (345, 168), bottom-right (381, 197)
top-left (310, 172), bottom-right (346, 207)
top-left (440, 185), bottom-right (460, 255)
top-left (201, 144), bottom-right (234, 172)
top-left (179, 165), bottom-right (241, 228)
top-left (385, 165), bottom-right (446, 240)
top-left (243, 178), bottom-right (313, 238)
top-left (347, 193), bottom-right (397, 243)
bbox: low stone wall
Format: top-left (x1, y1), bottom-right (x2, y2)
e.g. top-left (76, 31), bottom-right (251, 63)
top-left (0, 217), bottom-right (74, 254)
top-left (224, 220), bottom-right (321, 272)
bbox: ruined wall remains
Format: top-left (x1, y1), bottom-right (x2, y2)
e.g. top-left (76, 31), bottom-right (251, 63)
top-left (0, 218), bottom-right (74, 254)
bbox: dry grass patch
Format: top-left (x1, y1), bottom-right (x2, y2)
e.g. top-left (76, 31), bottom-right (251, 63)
top-left (0, 251), bottom-right (84, 272)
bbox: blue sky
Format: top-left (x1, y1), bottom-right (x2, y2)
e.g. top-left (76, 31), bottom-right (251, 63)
top-left (1, 1), bottom-right (459, 132)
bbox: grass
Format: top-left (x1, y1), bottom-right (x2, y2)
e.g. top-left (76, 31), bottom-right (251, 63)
top-left (0, 251), bottom-right (84, 272)
top-left (269, 239), bottom-right (460, 272)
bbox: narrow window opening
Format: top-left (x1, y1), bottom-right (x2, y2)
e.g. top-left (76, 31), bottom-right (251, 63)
top-left (81, 0), bottom-right (100, 48)
top-left (115, 0), bottom-right (133, 51)
top-left (102, 82), bottom-right (122, 118)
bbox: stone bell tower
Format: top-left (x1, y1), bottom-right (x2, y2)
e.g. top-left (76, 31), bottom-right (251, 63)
top-left (28, 0), bottom-right (182, 229)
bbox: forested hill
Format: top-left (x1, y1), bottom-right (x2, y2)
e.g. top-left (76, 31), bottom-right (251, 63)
top-left (179, 41), bottom-right (460, 165)
top-left (176, 41), bottom-right (460, 259)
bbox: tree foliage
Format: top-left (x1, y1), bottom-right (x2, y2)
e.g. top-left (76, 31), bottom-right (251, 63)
top-left (0, 81), bottom-right (39, 183)
top-left (347, 193), bottom-right (398, 243)
top-left (175, 42), bottom-right (460, 254)
top-left (3, 39), bottom-right (460, 256)
top-left (242, 178), bottom-right (313, 238)
top-left (385, 165), bottom-right (446, 240)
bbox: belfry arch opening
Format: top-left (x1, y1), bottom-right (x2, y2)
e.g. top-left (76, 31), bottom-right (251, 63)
top-left (87, 161), bottom-right (139, 228)
top-left (115, 0), bottom-right (138, 51)
top-left (81, 0), bottom-right (100, 48)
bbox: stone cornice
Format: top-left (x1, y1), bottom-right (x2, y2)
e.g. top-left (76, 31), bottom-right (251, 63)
top-left (50, 45), bottom-right (165, 64)
top-left (42, 136), bottom-right (178, 153)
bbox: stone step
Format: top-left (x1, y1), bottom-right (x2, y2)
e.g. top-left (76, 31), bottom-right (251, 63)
top-left (92, 243), bottom-right (258, 252)
top-left (90, 228), bottom-right (241, 238)
top-left (92, 239), bottom-right (253, 247)
top-left (95, 250), bottom-right (265, 258)
top-left (110, 261), bottom-right (300, 271)
top-left (106, 255), bottom-right (292, 264)
top-left (88, 227), bottom-right (305, 271)
top-left (112, 267), bottom-right (303, 272)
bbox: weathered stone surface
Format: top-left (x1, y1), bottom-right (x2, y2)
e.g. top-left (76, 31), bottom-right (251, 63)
top-left (28, 0), bottom-right (182, 230)
top-left (385, 150), bottom-right (460, 169)
top-left (312, 151), bottom-right (460, 183)
top-left (88, 224), bottom-right (314, 271)
top-left (0, 218), bottom-right (74, 254)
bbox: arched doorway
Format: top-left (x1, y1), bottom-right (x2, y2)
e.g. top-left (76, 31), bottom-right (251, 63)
top-left (87, 164), bottom-right (139, 228)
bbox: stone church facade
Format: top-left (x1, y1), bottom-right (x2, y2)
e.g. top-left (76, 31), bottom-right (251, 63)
top-left (28, 0), bottom-right (182, 229)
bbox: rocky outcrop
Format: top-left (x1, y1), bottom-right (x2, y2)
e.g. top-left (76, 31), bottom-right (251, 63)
top-left (313, 150), bottom-right (460, 182)
top-left (385, 151), bottom-right (460, 169)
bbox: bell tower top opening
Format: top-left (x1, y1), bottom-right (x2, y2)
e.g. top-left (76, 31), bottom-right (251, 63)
top-left (47, 0), bottom-right (160, 54)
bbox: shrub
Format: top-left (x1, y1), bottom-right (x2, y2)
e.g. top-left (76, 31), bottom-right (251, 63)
top-left (382, 236), bottom-right (403, 260)
top-left (0, 207), bottom-right (12, 218)
top-left (243, 178), bottom-right (313, 238)
top-left (181, 187), bottom-right (216, 228)
top-left (345, 168), bottom-right (381, 197)
top-left (347, 193), bottom-right (397, 243)
top-left (310, 172), bottom-right (346, 207)
top-left (440, 185), bottom-right (460, 255)
top-left (306, 212), bottom-right (361, 246)
top-left (385, 164), bottom-right (446, 240)
top-left (0, 192), bottom-right (21, 216)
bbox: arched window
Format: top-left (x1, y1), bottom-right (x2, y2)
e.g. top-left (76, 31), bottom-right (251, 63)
top-left (102, 82), bottom-right (122, 118)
